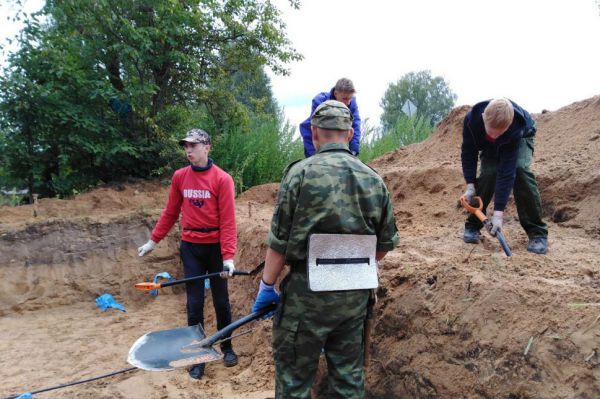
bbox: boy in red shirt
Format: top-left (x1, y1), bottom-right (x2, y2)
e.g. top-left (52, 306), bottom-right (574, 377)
top-left (138, 128), bottom-right (238, 379)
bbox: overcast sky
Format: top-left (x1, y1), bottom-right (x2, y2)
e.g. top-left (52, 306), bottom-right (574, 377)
top-left (2, 0), bottom-right (600, 133)
top-left (269, 0), bottom-right (600, 131)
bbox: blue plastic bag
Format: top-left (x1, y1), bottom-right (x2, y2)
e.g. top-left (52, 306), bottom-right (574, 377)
top-left (95, 294), bottom-right (126, 312)
top-left (150, 272), bottom-right (173, 296)
top-left (205, 278), bottom-right (210, 290)
top-left (16, 393), bottom-right (32, 399)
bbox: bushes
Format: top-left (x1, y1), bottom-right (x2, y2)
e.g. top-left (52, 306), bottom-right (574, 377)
top-left (211, 112), bottom-right (303, 193)
top-left (359, 115), bottom-right (432, 163)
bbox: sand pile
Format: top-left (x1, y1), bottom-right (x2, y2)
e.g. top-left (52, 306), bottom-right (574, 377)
top-left (1, 96), bottom-right (599, 398)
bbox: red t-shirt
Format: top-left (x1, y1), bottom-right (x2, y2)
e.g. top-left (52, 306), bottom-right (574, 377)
top-left (151, 163), bottom-right (237, 260)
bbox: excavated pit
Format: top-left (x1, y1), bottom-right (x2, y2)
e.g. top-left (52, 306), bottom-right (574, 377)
top-left (1, 97), bottom-right (600, 398)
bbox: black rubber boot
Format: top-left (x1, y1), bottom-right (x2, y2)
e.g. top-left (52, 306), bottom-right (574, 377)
top-left (188, 363), bottom-right (205, 379)
top-left (463, 227), bottom-right (480, 244)
top-left (223, 349), bottom-right (238, 367)
top-left (527, 236), bottom-right (548, 254)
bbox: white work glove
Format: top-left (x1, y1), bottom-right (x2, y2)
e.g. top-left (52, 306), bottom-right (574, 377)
top-left (488, 211), bottom-right (503, 236)
top-left (221, 259), bottom-right (235, 278)
top-left (137, 240), bottom-right (156, 257)
top-left (463, 183), bottom-right (476, 203)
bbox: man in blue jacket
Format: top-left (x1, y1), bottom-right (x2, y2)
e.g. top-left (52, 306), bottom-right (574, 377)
top-left (461, 98), bottom-right (548, 254)
top-left (299, 78), bottom-right (361, 157)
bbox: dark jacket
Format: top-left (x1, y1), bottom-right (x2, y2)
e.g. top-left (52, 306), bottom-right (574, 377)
top-left (299, 88), bottom-right (361, 157)
top-left (461, 100), bottom-right (536, 211)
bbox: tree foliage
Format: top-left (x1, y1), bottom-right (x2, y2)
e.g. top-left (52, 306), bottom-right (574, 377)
top-left (359, 115), bottom-right (433, 164)
top-left (212, 111), bottom-right (303, 193)
top-left (0, 0), bottom-right (301, 198)
top-left (380, 70), bottom-right (456, 131)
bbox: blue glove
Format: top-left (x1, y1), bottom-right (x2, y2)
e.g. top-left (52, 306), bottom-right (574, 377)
top-left (252, 279), bottom-right (280, 318)
top-left (150, 272), bottom-right (173, 296)
top-left (95, 293), bottom-right (126, 312)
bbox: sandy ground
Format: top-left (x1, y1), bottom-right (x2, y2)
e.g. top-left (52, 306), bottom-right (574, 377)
top-left (1, 97), bottom-right (600, 398)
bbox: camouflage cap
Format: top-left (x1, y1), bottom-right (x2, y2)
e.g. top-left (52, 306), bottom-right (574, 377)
top-left (179, 128), bottom-right (211, 146)
top-left (311, 100), bottom-right (353, 131)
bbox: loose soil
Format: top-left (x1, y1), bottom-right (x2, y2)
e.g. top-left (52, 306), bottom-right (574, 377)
top-left (1, 96), bottom-right (599, 398)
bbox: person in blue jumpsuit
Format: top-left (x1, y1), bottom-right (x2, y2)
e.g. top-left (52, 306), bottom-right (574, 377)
top-left (299, 78), bottom-right (361, 157)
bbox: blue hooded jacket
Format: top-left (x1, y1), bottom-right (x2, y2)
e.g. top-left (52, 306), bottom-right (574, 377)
top-left (299, 88), bottom-right (361, 157)
top-left (461, 99), bottom-right (536, 211)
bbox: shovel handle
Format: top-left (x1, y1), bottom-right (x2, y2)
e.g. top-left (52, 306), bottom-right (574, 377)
top-left (183, 303), bottom-right (278, 350)
top-left (495, 230), bottom-right (513, 257)
top-left (460, 196), bottom-right (487, 223)
top-left (461, 196), bottom-right (512, 257)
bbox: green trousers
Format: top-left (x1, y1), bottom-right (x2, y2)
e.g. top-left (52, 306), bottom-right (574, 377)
top-left (272, 271), bottom-right (369, 399)
top-left (465, 137), bottom-right (548, 238)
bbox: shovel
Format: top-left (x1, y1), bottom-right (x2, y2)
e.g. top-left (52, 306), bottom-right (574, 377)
top-left (127, 303), bottom-right (277, 371)
top-left (134, 261), bottom-right (265, 292)
top-left (460, 196), bottom-right (512, 257)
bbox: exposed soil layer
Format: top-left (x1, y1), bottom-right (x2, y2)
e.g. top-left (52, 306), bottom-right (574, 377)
top-left (1, 96), bottom-right (600, 398)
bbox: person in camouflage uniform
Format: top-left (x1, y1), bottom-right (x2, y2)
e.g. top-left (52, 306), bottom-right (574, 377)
top-left (251, 100), bottom-right (400, 398)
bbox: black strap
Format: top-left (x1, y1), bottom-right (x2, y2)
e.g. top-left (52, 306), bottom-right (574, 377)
top-left (183, 227), bottom-right (219, 233)
top-left (316, 257), bottom-right (370, 265)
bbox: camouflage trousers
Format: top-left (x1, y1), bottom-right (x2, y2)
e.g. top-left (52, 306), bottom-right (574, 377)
top-left (272, 271), bottom-right (369, 399)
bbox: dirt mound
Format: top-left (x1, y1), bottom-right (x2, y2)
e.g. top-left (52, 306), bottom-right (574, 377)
top-left (363, 96), bottom-right (600, 398)
top-left (237, 182), bottom-right (279, 205)
top-left (534, 96), bottom-right (600, 237)
top-left (371, 97), bottom-right (600, 236)
top-left (0, 181), bottom-right (170, 231)
top-left (1, 96), bottom-right (600, 398)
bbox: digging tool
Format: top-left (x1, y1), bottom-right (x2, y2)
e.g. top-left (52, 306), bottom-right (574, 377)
top-left (460, 196), bottom-right (512, 257)
top-left (134, 261), bottom-right (265, 292)
top-left (127, 303), bottom-right (277, 371)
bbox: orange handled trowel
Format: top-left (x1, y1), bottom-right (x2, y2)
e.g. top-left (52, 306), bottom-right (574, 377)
top-left (460, 196), bottom-right (512, 257)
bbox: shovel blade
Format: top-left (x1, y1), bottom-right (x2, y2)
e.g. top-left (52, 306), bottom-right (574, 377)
top-left (128, 324), bottom-right (222, 371)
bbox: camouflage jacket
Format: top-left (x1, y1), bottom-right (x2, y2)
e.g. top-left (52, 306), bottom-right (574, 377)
top-left (267, 142), bottom-right (399, 261)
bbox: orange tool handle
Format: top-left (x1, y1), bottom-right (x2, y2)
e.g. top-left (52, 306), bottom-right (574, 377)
top-left (134, 282), bottom-right (162, 291)
top-left (460, 195), bottom-right (512, 257)
top-left (134, 269), bottom-right (260, 293)
top-left (134, 271), bottom-right (226, 292)
top-left (460, 196), bottom-right (487, 223)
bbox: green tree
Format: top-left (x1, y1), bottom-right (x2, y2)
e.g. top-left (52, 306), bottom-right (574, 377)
top-left (0, 15), bottom-right (125, 197)
top-left (380, 70), bottom-right (456, 131)
top-left (231, 67), bottom-right (279, 116)
top-left (0, 0), bottom-right (301, 197)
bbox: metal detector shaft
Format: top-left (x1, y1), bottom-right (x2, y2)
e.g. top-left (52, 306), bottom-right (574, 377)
top-left (134, 271), bottom-right (250, 291)
top-left (135, 261), bottom-right (265, 291)
top-left (159, 270), bottom-right (252, 288)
